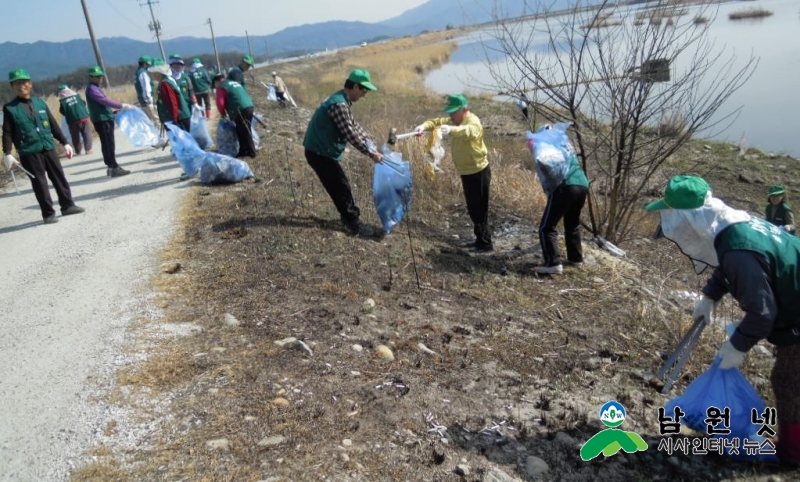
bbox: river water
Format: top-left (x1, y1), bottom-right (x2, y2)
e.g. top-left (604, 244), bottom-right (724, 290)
top-left (425, 0), bottom-right (800, 157)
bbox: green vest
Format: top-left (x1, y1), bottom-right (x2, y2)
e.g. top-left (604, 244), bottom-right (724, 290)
top-left (716, 217), bottom-right (800, 346)
top-left (766, 203), bottom-right (793, 227)
top-left (175, 72), bottom-right (193, 105)
top-left (564, 155), bottom-right (589, 188)
top-left (85, 83), bottom-right (115, 122)
top-left (190, 68), bottom-right (210, 94)
top-left (134, 67), bottom-right (148, 104)
top-left (219, 80), bottom-right (253, 117)
top-left (303, 90), bottom-right (349, 161)
top-left (156, 76), bottom-right (191, 123)
top-left (59, 94), bottom-right (90, 124)
top-left (4, 97), bottom-right (56, 155)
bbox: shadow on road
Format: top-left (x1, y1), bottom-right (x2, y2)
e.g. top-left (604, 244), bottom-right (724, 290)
top-left (0, 220), bottom-right (45, 235)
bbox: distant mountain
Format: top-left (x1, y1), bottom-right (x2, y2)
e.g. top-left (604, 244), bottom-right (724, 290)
top-left (0, 0), bottom-right (594, 81)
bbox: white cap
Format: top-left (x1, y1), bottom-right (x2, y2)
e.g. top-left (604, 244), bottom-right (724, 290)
top-left (271, 71), bottom-right (277, 76)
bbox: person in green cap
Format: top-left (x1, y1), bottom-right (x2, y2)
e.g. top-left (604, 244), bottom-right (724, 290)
top-left (189, 58), bottom-right (212, 119)
top-left (133, 55), bottom-right (157, 123)
top-left (226, 55), bottom-right (254, 88)
top-left (3, 69), bottom-right (84, 224)
top-left (150, 64), bottom-right (191, 132)
top-left (303, 68), bottom-right (383, 237)
top-left (647, 175), bottom-right (800, 466)
top-left (168, 54), bottom-right (196, 108)
top-left (766, 185), bottom-right (795, 234)
top-left (56, 84), bottom-right (92, 155)
top-left (85, 65), bottom-right (134, 177)
top-left (212, 73), bottom-right (256, 158)
top-left (414, 94), bottom-right (493, 251)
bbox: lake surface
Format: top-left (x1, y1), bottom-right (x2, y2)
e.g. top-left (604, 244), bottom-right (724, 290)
top-left (425, 0), bottom-right (800, 157)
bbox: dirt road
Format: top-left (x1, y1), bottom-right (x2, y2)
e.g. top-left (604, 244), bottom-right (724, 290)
top-left (0, 133), bottom-right (185, 481)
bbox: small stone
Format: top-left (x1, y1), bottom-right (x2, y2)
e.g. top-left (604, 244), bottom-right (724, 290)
top-left (340, 453), bottom-right (350, 462)
top-left (223, 313), bottom-right (241, 327)
top-left (350, 371), bottom-right (361, 377)
top-left (525, 455), bottom-right (549, 478)
top-left (272, 397), bottom-right (290, 408)
top-left (417, 343), bottom-right (436, 355)
top-left (206, 438), bottom-right (230, 450)
top-left (211, 347), bottom-right (226, 353)
top-left (375, 345), bottom-right (394, 361)
top-left (162, 262), bottom-right (181, 274)
top-left (295, 340), bottom-right (313, 357)
top-left (454, 464), bottom-right (471, 476)
top-left (352, 344), bottom-right (363, 352)
top-left (258, 435), bottom-right (286, 447)
top-left (342, 439), bottom-right (353, 447)
top-left (244, 416), bottom-right (257, 422)
top-left (274, 337), bottom-right (298, 347)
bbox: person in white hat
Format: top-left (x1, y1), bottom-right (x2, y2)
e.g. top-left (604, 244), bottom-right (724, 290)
top-left (271, 71), bottom-right (287, 104)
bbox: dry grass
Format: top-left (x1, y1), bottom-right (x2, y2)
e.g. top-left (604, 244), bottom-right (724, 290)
top-left (729, 8), bottom-right (773, 20)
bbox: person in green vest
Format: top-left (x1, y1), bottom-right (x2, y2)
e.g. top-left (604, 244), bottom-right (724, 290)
top-left (85, 65), bottom-right (134, 177)
top-left (647, 175), bottom-right (800, 466)
top-left (766, 185), bottom-right (795, 234)
top-left (2, 69), bottom-right (84, 224)
top-left (56, 85), bottom-right (92, 156)
top-left (133, 55), bottom-right (157, 124)
top-left (302, 69), bottom-right (383, 238)
top-left (150, 64), bottom-right (191, 132)
top-left (189, 58), bottom-right (212, 119)
top-left (168, 54), bottom-right (195, 108)
top-left (226, 55), bottom-right (254, 88)
top-left (414, 94), bottom-right (495, 252)
top-left (212, 73), bottom-right (255, 158)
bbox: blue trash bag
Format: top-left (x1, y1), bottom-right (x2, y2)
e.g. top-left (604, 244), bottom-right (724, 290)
top-left (165, 122), bottom-right (204, 178)
top-left (190, 106), bottom-right (214, 150)
top-left (665, 358), bottom-right (778, 462)
top-left (372, 145), bottom-right (413, 234)
top-left (199, 152), bottom-right (254, 184)
top-left (116, 107), bottom-right (160, 148)
top-left (217, 119), bottom-right (239, 157)
top-left (251, 114), bottom-right (262, 149)
top-left (525, 122), bottom-right (575, 196)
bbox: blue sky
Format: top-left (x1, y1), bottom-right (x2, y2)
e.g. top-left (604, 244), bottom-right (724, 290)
top-left (3, 0), bottom-right (430, 44)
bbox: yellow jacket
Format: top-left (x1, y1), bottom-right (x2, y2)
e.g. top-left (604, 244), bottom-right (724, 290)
top-left (422, 112), bottom-right (488, 175)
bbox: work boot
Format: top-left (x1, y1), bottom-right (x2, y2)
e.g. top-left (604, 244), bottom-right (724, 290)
top-left (345, 222), bottom-right (375, 238)
top-left (109, 166), bottom-right (131, 177)
top-left (62, 205), bottom-right (86, 216)
top-left (43, 215), bottom-right (59, 224)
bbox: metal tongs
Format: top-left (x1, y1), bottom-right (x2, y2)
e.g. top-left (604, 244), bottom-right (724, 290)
top-left (9, 165), bottom-right (35, 194)
top-left (656, 316), bottom-right (707, 393)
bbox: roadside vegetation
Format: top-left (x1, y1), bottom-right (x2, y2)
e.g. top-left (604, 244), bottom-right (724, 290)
top-left (729, 8), bottom-right (774, 20)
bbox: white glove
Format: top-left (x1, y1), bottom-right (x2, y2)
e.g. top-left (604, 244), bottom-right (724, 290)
top-left (413, 124), bottom-right (426, 136)
top-left (121, 103), bottom-right (135, 110)
top-left (717, 340), bottom-right (746, 370)
top-left (439, 125), bottom-right (451, 137)
top-left (64, 144), bottom-right (74, 159)
top-left (692, 296), bottom-right (718, 325)
top-left (3, 154), bottom-right (19, 171)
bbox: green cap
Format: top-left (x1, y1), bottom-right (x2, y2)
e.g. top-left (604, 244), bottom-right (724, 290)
top-left (347, 69), bottom-right (377, 91)
top-left (8, 68), bottom-right (31, 83)
top-left (168, 54), bottom-right (184, 65)
top-left (57, 84), bottom-right (68, 91)
top-left (242, 55), bottom-right (254, 66)
top-left (443, 94), bottom-right (468, 114)
top-left (769, 185), bottom-right (786, 196)
top-left (138, 55), bottom-right (152, 65)
top-left (87, 65), bottom-right (105, 77)
top-left (645, 175), bottom-right (710, 211)
top-left (153, 58), bottom-right (165, 66)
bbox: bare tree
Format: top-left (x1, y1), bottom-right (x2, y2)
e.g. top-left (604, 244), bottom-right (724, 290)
top-left (482, 0), bottom-right (756, 242)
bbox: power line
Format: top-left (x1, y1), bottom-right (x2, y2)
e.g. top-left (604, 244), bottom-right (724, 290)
top-left (139, 0), bottom-right (166, 61)
top-left (101, 0), bottom-right (142, 29)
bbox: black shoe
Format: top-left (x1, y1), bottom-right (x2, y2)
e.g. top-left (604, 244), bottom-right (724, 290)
top-left (109, 166), bottom-right (131, 177)
top-left (106, 168), bottom-right (111, 177)
top-left (43, 215), bottom-right (59, 224)
top-left (62, 205), bottom-right (86, 216)
top-left (473, 243), bottom-right (494, 253)
top-left (345, 223), bottom-right (375, 238)
top-left (565, 260), bottom-right (584, 268)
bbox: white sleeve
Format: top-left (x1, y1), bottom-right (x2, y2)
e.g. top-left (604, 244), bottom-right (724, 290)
top-left (138, 72), bottom-right (153, 104)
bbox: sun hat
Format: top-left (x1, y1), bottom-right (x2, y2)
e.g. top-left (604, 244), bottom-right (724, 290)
top-left (242, 55), bottom-right (254, 66)
top-left (347, 69), bottom-right (377, 91)
top-left (138, 55), bottom-right (153, 65)
top-left (8, 69), bottom-right (31, 83)
top-left (645, 175), bottom-right (710, 211)
top-left (443, 94), bottom-right (468, 114)
top-left (148, 64), bottom-right (171, 76)
top-left (168, 54), bottom-right (185, 65)
top-left (87, 65), bottom-right (105, 77)
top-left (768, 185), bottom-right (786, 197)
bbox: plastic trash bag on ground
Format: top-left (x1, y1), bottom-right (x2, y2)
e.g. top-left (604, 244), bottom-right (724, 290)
top-left (267, 84), bottom-right (277, 102)
top-left (665, 359), bottom-right (778, 462)
top-left (116, 107), bottom-right (160, 148)
top-left (424, 127), bottom-right (445, 179)
top-left (190, 105), bottom-right (214, 150)
top-left (373, 144), bottom-right (413, 234)
top-left (165, 122), bottom-right (204, 177)
top-left (251, 114), bottom-right (262, 149)
top-left (217, 119), bottom-right (238, 157)
top-left (199, 152), bottom-right (254, 184)
top-left (525, 122), bottom-right (575, 196)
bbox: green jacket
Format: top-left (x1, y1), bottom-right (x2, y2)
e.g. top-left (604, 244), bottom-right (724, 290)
top-left (766, 202), bottom-right (795, 232)
top-left (174, 72), bottom-right (194, 105)
top-left (156, 76), bottom-right (191, 123)
top-left (218, 80), bottom-right (253, 117)
top-left (303, 90), bottom-right (348, 161)
top-left (59, 94), bottom-right (90, 125)
top-left (189, 68), bottom-right (211, 94)
top-left (85, 83), bottom-right (115, 122)
top-left (716, 217), bottom-right (800, 346)
top-left (4, 97), bottom-right (56, 155)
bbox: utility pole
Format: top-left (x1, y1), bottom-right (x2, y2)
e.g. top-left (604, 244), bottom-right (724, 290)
top-left (79, 0), bottom-right (111, 87)
top-left (140, 0), bottom-right (166, 61)
top-left (207, 18), bottom-right (221, 74)
top-left (246, 31), bottom-right (254, 63)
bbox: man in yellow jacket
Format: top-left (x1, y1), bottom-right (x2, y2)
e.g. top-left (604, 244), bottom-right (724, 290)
top-left (415, 94), bottom-right (492, 251)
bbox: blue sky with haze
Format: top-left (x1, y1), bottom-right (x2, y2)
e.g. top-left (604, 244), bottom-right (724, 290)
top-left (3, 0), bottom-right (429, 44)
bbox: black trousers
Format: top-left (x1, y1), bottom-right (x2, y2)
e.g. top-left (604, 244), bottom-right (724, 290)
top-left (233, 107), bottom-right (256, 158)
top-left (68, 120), bottom-right (92, 154)
top-left (20, 149), bottom-right (76, 218)
top-left (461, 165), bottom-right (492, 248)
top-left (304, 149), bottom-right (360, 227)
top-left (539, 183), bottom-right (588, 266)
top-left (92, 120), bottom-right (118, 168)
top-left (195, 92), bottom-right (210, 112)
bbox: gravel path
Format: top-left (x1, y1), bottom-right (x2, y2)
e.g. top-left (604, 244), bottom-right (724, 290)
top-left (0, 133), bottom-right (186, 481)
